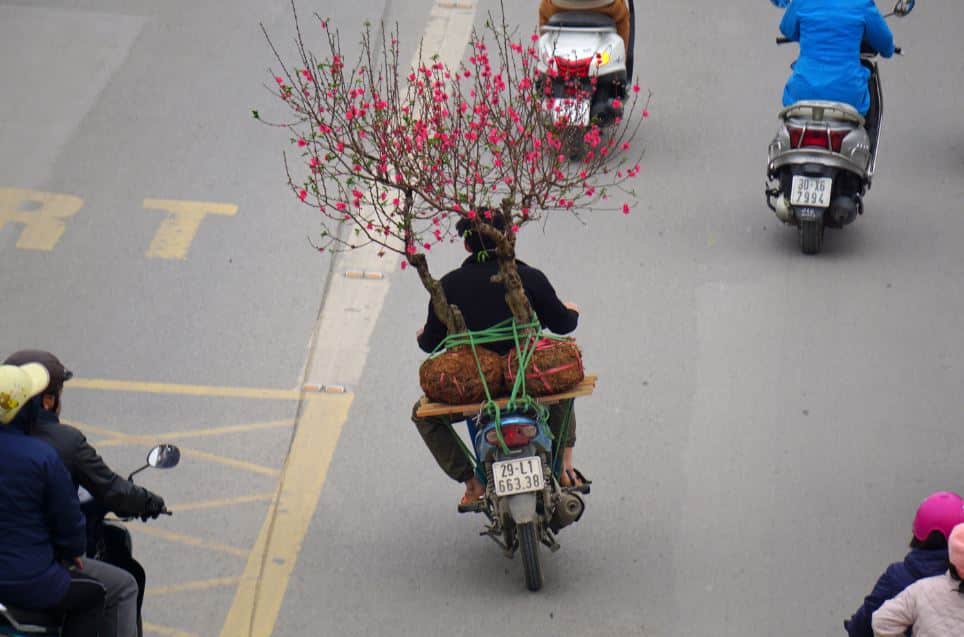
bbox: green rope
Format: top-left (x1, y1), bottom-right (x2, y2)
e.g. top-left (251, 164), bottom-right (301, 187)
top-left (427, 317), bottom-right (569, 458)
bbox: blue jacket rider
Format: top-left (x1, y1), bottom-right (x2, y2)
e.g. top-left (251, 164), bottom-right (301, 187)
top-left (777, 0), bottom-right (894, 115)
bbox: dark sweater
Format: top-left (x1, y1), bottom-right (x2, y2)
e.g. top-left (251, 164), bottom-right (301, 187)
top-left (0, 407), bottom-right (85, 609)
top-left (418, 256), bottom-right (578, 355)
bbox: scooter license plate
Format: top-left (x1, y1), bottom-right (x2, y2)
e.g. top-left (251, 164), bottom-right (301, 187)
top-left (545, 98), bottom-right (590, 126)
top-left (790, 176), bottom-right (833, 208)
top-left (492, 456), bottom-right (544, 497)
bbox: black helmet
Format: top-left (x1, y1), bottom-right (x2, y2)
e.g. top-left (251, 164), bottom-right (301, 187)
top-left (3, 350), bottom-right (73, 395)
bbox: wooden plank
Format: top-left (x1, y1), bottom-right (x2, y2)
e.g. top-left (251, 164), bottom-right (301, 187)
top-left (415, 374), bottom-right (598, 418)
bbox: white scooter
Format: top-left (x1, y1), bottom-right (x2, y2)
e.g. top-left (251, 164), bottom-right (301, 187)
top-left (535, 0), bottom-right (636, 158)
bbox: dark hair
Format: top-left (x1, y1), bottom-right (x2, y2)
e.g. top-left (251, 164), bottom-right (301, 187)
top-left (456, 211), bottom-right (506, 255)
top-left (910, 530), bottom-right (949, 550)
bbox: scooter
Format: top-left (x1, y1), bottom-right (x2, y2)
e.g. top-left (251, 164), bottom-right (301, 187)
top-left (460, 405), bottom-right (588, 591)
top-left (0, 444), bottom-right (180, 636)
top-left (536, 0), bottom-right (636, 158)
top-left (764, 0), bottom-right (912, 254)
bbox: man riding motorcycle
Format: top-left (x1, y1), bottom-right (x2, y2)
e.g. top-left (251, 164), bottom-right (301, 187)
top-left (3, 350), bottom-right (165, 637)
top-left (412, 214), bottom-right (585, 507)
top-left (538, 0), bottom-right (631, 50)
top-left (0, 362), bottom-right (140, 637)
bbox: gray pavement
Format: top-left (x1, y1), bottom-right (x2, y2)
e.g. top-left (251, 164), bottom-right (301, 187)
top-left (2, 1), bottom-right (963, 636)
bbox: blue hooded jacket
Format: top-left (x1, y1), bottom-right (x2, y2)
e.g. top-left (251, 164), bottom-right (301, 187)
top-left (844, 548), bottom-right (949, 637)
top-left (779, 0), bottom-right (894, 115)
top-left (0, 397), bottom-right (86, 609)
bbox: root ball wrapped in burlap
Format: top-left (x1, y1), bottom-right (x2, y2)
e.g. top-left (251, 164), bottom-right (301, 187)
top-left (419, 346), bottom-right (505, 404)
top-left (505, 338), bottom-right (584, 396)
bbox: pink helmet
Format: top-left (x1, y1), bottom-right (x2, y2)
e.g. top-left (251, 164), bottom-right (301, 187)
top-left (913, 491), bottom-right (964, 542)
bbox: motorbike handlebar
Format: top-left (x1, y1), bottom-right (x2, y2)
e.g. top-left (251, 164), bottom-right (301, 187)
top-left (777, 37), bottom-right (902, 56)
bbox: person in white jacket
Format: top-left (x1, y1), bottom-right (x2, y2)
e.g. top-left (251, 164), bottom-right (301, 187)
top-left (873, 523), bottom-right (964, 636)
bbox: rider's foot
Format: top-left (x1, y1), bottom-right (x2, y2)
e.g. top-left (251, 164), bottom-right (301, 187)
top-left (460, 476), bottom-right (485, 506)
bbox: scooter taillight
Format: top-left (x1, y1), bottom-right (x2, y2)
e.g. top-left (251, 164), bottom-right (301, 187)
top-left (485, 424), bottom-right (539, 448)
top-left (787, 125), bottom-right (849, 152)
top-left (553, 56), bottom-right (592, 78)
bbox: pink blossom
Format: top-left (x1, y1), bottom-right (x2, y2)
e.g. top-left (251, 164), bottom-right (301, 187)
top-left (400, 260), bottom-right (408, 270)
top-left (621, 142), bottom-right (631, 151)
top-left (612, 99), bottom-right (622, 109)
top-left (275, 76), bottom-right (284, 85)
top-left (622, 203), bottom-right (631, 215)
top-left (297, 138), bottom-right (307, 147)
top-left (298, 189), bottom-right (308, 201)
top-left (530, 33), bottom-right (539, 42)
top-left (642, 109), bottom-right (650, 118)
top-left (335, 202), bottom-right (347, 211)
top-left (632, 84), bottom-right (641, 93)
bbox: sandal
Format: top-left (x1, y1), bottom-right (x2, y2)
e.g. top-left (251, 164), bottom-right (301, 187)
top-left (457, 492), bottom-right (486, 514)
top-left (561, 468), bottom-right (592, 494)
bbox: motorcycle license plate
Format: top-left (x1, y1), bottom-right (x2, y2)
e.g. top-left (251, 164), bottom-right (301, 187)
top-left (545, 98), bottom-right (590, 126)
top-left (492, 456), bottom-right (544, 497)
top-left (790, 176), bottom-right (833, 208)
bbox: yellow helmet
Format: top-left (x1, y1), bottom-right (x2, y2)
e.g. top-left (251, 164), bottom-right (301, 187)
top-left (0, 364), bottom-right (50, 425)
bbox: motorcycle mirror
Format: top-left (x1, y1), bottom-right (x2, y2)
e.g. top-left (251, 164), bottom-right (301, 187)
top-left (147, 444), bottom-right (181, 469)
top-left (892, 0), bottom-right (914, 17)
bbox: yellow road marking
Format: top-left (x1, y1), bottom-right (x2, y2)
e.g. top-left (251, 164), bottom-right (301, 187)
top-left (92, 419), bottom-right (293, 446)
top-left (147, 577), bottom-right (240, 597)
top-left (127, 524), bottom-right (249, 558)
top-left (180, 447), bottom-right (280, 477)
top-left (220, 393), bottom-right (353, 637)
top-left (171, 493), bottom-right (276, 512)
top-left (0, 187), bottom-right (84, 251)
top-left (64, 421), bottom-right (280, 477)
top-left (143, 198), bottom-right (238, 259)
top-left (143, 622), bottom-right (199, 637)
top-left (69, 378), bottom-right (300, 400)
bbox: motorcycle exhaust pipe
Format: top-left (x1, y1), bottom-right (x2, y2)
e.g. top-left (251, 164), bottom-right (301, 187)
top-left (551, 493), bottom-right (585, 531)
top-left (774, 194), bottom-right (793, 224)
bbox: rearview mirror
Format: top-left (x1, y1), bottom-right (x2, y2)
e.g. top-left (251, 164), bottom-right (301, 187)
top-left (147, 444), bottom-right (181, 469)
top-left (893, 0), bottom-right (915, 16)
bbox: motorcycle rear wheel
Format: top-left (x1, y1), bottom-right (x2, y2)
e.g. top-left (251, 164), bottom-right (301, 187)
top-left (799, 218), bottom-right (824, 255)
top-left (518, 522), bottom-right (543, 591)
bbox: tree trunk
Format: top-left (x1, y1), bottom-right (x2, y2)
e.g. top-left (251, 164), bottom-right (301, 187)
top-left (489, 203), bottom-right (537, 328)
top-left (408, 252), bottom-right (467, 334)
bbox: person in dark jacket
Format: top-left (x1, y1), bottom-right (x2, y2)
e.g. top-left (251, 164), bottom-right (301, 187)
top-left (413, 214), bottom-right (583, 506)
top-left (3, 350), bottom-right (162, 637)
top-left (0, 363), bottom-right (105, 637)
top-left (845, 491), bottom-right (964, 637)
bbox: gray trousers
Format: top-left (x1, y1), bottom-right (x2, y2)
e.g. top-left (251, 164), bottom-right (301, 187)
top-left (412, 398), bottom-right (577, 482)
top-left (81, 558), bottom-right (139, 637)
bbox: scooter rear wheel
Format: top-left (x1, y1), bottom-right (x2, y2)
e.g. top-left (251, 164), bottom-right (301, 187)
top-left (518, 522), bottom-right (543, 591)
top-left (799, 218), bottom-right (824, 255)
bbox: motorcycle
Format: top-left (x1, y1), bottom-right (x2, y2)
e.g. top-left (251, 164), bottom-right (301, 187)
top-left (535, 0), bottom-right (636, 158)
top-left (0, 444), bottom-right (180, 636)
top-left (764, 0), bottom-right (912, 254)
top-left (460, 405), bottom-right (589, 592)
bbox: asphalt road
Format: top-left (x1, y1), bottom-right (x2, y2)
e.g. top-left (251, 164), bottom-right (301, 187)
top-left (2, 1), bottom-right (963, 636)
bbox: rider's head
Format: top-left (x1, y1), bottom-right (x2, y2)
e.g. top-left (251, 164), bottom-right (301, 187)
top-left (457, 210), bottom-right (506, 258)
top-left (0, 363), bottom-right (50, 428)
top-left (910, 491), bottom-right (964, 550)
top-left (2, 350), bottom-right (72, 416)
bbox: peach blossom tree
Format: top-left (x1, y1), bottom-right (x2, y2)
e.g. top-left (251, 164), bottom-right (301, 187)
top-left (256, 1), bottom-right (650, 333)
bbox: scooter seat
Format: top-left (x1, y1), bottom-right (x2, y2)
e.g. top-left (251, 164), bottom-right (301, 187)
top-left (0, 602), bottom-right (62, 632)
top-left (545, 11), bottom-right (616, 29)
top-left (780, 100), bottom-right (864, 125)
